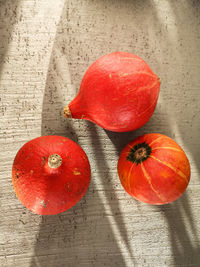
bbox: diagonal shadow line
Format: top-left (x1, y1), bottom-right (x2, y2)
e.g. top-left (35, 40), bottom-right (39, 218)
top-left (0, 0), bottom-right (21, 79)
top-left (88, 122), bottom-right (136, 265)
top-left (158, 194), bottom-right (200, 266)
top-left (40, 42), bottom-right (79, 142)
top-left (179, 194), bottom-right (200, 246)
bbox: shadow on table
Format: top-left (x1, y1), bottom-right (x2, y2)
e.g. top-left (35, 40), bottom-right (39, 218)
top-left (158, 195), bottom-right (200, 266)
top-left (30, 0), bottom-right (200, 266)
top-left (0, 0), bottom-right (21, 78)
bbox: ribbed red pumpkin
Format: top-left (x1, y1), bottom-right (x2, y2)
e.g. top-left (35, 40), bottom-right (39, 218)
top-left (12, 136), bottom-right (91, 215)
top-left (63, 51), bottom-right (160, 132)
top-left (117, 133), bottom-right (190, 205)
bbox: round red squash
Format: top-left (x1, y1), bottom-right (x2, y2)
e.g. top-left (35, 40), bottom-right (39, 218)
top-left (63, 51), bottom-right (160, 132)
top-left (12, 136), bottom-right (91, 215)
top-left (117, 133), bottom-right (190, 205)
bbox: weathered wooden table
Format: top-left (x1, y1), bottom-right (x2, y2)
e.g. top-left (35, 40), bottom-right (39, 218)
top-left (1, 0), bottom-right (200, 266)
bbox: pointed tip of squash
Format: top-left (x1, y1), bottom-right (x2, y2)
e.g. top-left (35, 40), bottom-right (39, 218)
top-left (63, 105), bottom-right (72, 118)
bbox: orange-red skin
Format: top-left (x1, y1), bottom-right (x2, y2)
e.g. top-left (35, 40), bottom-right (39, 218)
top-left (117, 133), bottom-right (191, 205)
top-left (68, 52), bottom-right (160, 132)
top-left (12, 136), bottom-right (91, 215)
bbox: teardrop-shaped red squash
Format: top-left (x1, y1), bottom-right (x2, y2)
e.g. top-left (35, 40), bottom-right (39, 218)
top-left (63, 52), bottom-right (160, 132)
top-left (12, 136), bottom-right (91, 215)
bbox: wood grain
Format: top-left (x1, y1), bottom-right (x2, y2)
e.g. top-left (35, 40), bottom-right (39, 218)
top-left (0, 0), bottom-right (200, 266)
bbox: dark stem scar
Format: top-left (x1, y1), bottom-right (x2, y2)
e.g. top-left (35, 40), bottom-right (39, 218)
top-left (127, 142), bottom-right (152, 165)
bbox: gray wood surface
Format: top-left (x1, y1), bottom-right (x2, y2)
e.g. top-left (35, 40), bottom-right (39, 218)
top-left (0, 0), bottom-right (200, 266)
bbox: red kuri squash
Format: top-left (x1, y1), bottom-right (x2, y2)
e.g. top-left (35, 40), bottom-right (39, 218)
top-left (12, 136), bottom-right (91, 215)
top-left (117, 133), bottom-right (190, 204)
top-left (63, 52), bottom-right (160, 132)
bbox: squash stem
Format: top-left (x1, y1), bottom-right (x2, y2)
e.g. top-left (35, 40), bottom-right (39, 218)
top-left (48, 154), bottom-right (62, 169)
top-left (63, 105), bottom-right (72, 118)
